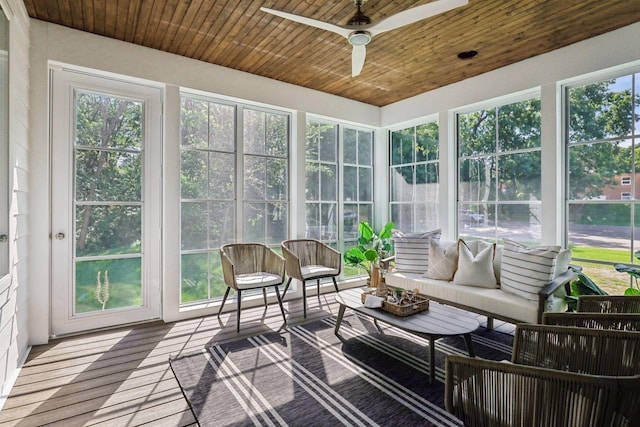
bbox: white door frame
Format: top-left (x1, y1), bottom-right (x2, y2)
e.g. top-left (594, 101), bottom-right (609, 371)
top-left (50, 67), bottom-right (163, 336)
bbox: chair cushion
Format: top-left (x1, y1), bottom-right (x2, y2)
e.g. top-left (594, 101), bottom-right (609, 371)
top-left (301, 265), bottom-right (340, 280)
top-left (235, 272), bottom-right (283, 289)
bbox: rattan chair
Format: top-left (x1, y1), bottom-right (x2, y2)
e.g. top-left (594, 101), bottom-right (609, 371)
top-left (219, 243), bottom-right (287, 333)
top-left (512, 324), bottom-right (640, 375)
top-left (445, 324), bottom-right (640, 426)
top-left (281, 239), bottom-right (342, 318)
top-left (542, 311), bottom-right (640, 331)
top-left (577, 295), bottom-right (640, 313)
top-left (445, 356), bottom-right (640, 427)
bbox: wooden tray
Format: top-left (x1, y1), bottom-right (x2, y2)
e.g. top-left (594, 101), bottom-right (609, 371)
top-left (361, 290), bottom-right (430, 317)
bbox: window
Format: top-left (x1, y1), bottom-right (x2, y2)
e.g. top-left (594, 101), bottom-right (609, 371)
top-left (389, 122), bottom-right (439, 232)
top-left (566, 72), bottom-right (640, 293)
top-left (305, 119), bottom-right (374, 274)
top-left (180, 94), bottom-right (289, 304)
top-left (342, 127), bottom-right (373, 244)
top-left (457, 98), bottom-right (542, 242)
top-left (305, 121), bottom-right (338, 242)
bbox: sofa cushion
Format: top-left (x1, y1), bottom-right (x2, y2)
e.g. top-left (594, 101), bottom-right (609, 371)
top-left (424, 239), bottom-right (458, 281)
top-left (392, 229), bottom-right (442, 274)
top-left (500, 239), bottom-right (561, 302)
top-left (453, 240), bottom-right (498, 288)
top-left (387, 272), bottom-right (540, 323)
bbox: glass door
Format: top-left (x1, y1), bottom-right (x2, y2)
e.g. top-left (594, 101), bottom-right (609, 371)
top-left (50, 68), bottom-right (162, 336)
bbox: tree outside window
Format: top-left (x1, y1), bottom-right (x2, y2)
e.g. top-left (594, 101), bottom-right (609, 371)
top-left (180, 95), bottom-right (289, 304)
top-left (390, 122), bottom-right (439, 232)
top-left (567, 72), bottom-right (640, 293)
top-left (306, 119), bottom-right (374, 278)
top-left (457, 99), bottom-right (542, 243)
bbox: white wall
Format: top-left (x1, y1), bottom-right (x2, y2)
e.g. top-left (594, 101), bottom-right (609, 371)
top-left (0, 0), bottom-right (29, 404)
top-left (25, 17), bottom-right (640, 342)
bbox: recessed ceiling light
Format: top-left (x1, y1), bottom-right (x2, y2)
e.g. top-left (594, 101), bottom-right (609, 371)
top-left (457, 50), bottom-right (478, 59)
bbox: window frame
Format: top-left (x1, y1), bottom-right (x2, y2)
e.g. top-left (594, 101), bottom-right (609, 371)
top-left (564, 69), bottom-right (640, 272)
top-left (455, 95), bottom-right (543, 243)
top-left (179, 92), bottom-right (291, 305)
top-left (305, 116), bottom-right (376, 278)
top-left (388, 120), bottom-right (440, 233)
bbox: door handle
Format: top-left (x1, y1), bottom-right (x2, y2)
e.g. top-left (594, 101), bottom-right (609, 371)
top-left (55, 233), bottom-right (65, 240)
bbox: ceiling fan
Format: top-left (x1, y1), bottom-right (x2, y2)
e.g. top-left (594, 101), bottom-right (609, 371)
top-left (260, 0), bottom-right (469, 77)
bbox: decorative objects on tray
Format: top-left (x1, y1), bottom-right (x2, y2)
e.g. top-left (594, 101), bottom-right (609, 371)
top-left (362, 287), bottom-right (429, 317)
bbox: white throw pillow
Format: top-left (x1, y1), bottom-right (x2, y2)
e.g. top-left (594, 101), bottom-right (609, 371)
top-left (453, 239), bottom-right (498, 288)
top-left (500, 239), bottom-right (561, 302)
top-left (392, 229), bottom-right (442, 274)
top-left (424, 240), bottom-right (458, 281)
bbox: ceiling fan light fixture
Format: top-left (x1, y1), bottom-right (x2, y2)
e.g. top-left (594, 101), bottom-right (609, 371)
top-left (348, 30), bottom-right (372, 46)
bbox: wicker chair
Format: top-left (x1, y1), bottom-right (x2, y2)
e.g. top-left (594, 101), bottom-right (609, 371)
top-left (281, 239), bottom-right (341, 318)
top-left (577, 295), bottom-right (640, 313)
top-left (512, 324), bottom-right (640, 375)
top-left (542, 312), bottom-right (640, 331)
top-left (219, 243), bottom-right (287, 333)
top-left (445, 356), bottom-right (640, 427)
top-left (445, 324), bottom-right (640, 426)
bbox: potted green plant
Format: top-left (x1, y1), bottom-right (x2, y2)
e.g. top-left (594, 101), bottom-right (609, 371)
top-left (344, 221), bottom-right (394, 278)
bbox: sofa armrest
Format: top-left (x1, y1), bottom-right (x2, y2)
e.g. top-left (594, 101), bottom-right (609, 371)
top-left (535, 268), bottom-right (576, 323)
top-left (380, 255), bottom-right (395, 271)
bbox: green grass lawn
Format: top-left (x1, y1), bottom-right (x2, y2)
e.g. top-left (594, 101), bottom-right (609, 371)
top-left (570, 245), bottom-right (634, 295)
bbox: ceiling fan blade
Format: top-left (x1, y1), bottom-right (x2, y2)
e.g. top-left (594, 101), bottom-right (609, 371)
top-left (352, 44), bottom-right (366, 77)
top-left (368, 0), bottom-right (468, 36)
top-left (260, 7), bottom-right (352, 38)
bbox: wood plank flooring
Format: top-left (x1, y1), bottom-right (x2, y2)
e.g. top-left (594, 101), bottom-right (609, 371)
top-left (0, 290), bottom-right (511, 426)
top-left (0, 294), bottom-right (343, 426)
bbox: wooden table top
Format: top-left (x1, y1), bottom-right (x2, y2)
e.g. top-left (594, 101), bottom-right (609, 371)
top-left (335, 288), bottom-right (480, 337)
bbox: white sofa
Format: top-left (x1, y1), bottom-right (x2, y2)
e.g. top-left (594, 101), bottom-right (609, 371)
top-left (385, 269), bottom-right (574, 325)
top-left (384, 236), bottom-right (575, 325)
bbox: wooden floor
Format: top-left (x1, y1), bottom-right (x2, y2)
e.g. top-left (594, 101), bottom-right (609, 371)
top-left (0, 294), bottom-right (344, 426)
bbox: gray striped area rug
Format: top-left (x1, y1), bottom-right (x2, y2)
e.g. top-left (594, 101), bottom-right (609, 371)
top-left (170, 314), bottom-right (513, 426)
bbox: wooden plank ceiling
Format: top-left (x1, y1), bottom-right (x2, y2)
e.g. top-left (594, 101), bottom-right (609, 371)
top-left (22, 0), bottom-right (640, 107)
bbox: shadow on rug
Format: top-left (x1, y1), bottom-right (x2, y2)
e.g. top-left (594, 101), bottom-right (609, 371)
top-left (170, 313), bottom-right (513, 426)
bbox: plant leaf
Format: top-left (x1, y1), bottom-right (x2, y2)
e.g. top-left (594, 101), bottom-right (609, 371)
top-left (364, 249), bottom-right (378, 262)
top-left (378, 221), bottom-right (394, 239)
top-left (625, 287), bottom-right (640, 296)
top-left (344, 248), bottom-right (365, 265)
top-left (359, 222), bottom-right (374, 242)
top-left (570, 270), bottom-right (608, 297)
top-left (614, 263), bottom-right (640, 278)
